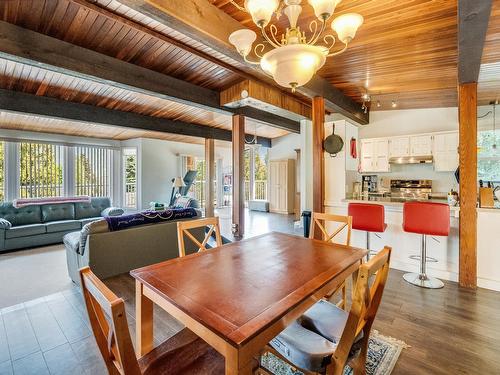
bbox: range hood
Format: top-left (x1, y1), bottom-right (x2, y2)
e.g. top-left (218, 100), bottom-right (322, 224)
top-left (389, 155), bottom-right (433, 164)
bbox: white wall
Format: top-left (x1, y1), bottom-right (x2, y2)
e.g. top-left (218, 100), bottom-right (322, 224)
top-left (359, 107), bottom-right (459, 193)
top-left (359, 107), bottom-right (458, 138)
top-left (269, 133), bottom-right (300, 160)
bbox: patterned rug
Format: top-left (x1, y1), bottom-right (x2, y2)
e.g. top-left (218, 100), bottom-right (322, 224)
top-left (260, 331), bottom-right (408, 375)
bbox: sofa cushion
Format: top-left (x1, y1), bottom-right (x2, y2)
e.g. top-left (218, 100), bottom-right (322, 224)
top-left (41, 203), bottom-right (75, 222)
top-left (101, 207), bottom-right (124, 217)
top-left (74, 197), bottom-right (111, 219)
top-left (63, 231), bottom-right (81, 254)
top-left (79, 217), bottom-right (103, 226)
top-left (0, 202), bottom-right (42, 226)
top-left (5, 224), bottom-right (46, 239)
top-left (45, 220), bottom-right (81, 233)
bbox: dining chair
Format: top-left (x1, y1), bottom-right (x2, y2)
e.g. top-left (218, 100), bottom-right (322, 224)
top-left (79, 267), bottom-right (224, 375)
top-left (177, 217), bottom-right (222, 257)
top-left (259, 246), bottom-right (392, 375)
top-left (309, 212), bottom-right (353, 309)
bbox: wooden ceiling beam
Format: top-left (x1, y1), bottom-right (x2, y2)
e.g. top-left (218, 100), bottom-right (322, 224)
top-left (116, 0), bottom-right (369, 125)
top-left (458, 0), bottom-right (493, 84)
top-left (0, 20), bottom-right (299, 133)
top-left (0, 88), bottom-right (272, 147)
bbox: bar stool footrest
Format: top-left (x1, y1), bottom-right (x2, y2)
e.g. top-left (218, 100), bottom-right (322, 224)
top-left (403, 272), bottom-right (444, 289)
top-left (409, 255), bottom-right (438, 263)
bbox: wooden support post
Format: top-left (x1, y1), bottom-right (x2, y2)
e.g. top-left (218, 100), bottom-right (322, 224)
top-left (232, 115), bottom-right (245, 237)
top-left (458, 83), bottom-right (478, 289)
top-left (312, 97), bottom-right (325, 239)
top-left (205, 138), bottom-right (215, 217)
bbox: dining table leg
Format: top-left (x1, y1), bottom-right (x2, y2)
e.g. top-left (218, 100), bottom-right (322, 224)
top-left (135, 280), bottom-right (153, 357)
top-left (225, 347), bottom-right (256, 375)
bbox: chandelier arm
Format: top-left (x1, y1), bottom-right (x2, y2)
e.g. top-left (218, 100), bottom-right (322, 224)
top-left (326, 41), bottom-right (349, 57)
top-left (306, 20), bottom-right (319, 45)
top-left (243, 54), bottom-right (261, 65)
top-left (260, 26), bottom-right (282, 48)
top-left (307, 19), bottom-right (327, 45)
top-left (269, 24), bottom-right (282, 46)
top-left (254, 43), bottom-right (266, 59)
top-left (322, 34), bottom-right (336, 50)
top-left (228, 0), bottom-right (246, 12)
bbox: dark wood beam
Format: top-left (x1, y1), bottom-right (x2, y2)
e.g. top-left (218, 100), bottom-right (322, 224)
top-left (231, 106), bottom-right (300, 134)
top-left (0, 20), bottom-right (299, 133)
top-left (232, 114), bottom-right (245, 237)
top-left (458, 0), bottom-right (493, 83)
top-left (312, 97), bottom-right (325, 240)
top-left (205, 138), bottom-right (215, 217)
top-left (458, 83), bottom-right (478, 289)
top-left (0, 88), bottom-right (272, 147)
top-left (116, 0), bottom-right (369, 125)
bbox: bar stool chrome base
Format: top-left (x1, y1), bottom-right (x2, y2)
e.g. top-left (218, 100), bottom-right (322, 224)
top-left (403, 272), bottom-right (444, 289)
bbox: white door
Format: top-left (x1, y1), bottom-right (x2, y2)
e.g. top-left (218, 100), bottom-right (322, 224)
top-left (360, 140), bottom-right (374, 172)
top-left (269, 161), bottom-right (279, 211)
top-left (410, 135), bottom-right (433, 156)
top-left (374, 139), bottom-right (389, 172)
top-left (389, 137), bottom-right (410, 157)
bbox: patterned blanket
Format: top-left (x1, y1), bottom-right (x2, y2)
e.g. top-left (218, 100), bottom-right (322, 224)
top-left (104, 208), bottom-right (197, 231)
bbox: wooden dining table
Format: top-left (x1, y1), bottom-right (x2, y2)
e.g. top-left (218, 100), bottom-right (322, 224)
top-left (131, 231), bottom-right (368, 375)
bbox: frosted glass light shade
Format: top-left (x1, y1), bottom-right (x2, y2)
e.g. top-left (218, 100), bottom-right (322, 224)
top-left (244, 0), bottom-right (279, 27)
top-left (308, 0), bottom-right (339, 19)
top-left (229, 29), bottom-right (257, 56)
top-left (261, 44), bottom-right (326, 89)
top-left (331, 13), bottom-right (363, 44)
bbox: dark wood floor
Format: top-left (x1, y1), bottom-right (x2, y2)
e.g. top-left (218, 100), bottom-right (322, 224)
top-left (1, 268), bottom-right (499, 375)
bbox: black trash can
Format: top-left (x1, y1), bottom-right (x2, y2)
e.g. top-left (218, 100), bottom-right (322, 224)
top-left (301, 210), bottom-right (311, 238)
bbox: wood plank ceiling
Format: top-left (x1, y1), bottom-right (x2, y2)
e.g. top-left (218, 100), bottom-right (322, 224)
top-left (0, 0), bottom-right (289, 142)
top-left (479, 0), bottom-right (500, 106)
top-left (213, 0), bottom-right (460, 111)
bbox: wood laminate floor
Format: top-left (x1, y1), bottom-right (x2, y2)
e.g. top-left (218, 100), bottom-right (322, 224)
top-left (0, 269), bottom-right (498, 375)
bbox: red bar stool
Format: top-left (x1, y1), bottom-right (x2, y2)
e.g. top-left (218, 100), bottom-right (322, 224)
top-left (402, 202), bottom-right (450, 289)
top-left (348, 203), bottom-right (387, 259)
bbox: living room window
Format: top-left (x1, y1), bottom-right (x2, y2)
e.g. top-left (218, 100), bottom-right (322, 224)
top-left (19, 142), bottom-right (64, 198)
top-left (74, 146), bottom-right (112, 198)
top-left (123, 148), bottom-right (137, 209)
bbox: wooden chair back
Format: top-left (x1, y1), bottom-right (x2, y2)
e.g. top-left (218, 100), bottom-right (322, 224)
top-left (327, 246), bottom-right (392, 373)
top-left (80, 267), bottom-right (141, 375)
top-left (177, 217), bottom-right (223, 257)
top-left (309, 212), bottom-right (352, 245)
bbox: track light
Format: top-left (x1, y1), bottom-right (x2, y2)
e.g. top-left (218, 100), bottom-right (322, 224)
top-left (391, 100), bottom-right (397, 108)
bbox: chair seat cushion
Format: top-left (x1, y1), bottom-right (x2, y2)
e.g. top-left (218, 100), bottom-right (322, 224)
top-left (79, 217), bottom-right (103, 226)
top-left (270, 321), bottom-right (337, 372)
top-left (139, 328), bottom-right (224, 375)
top-left (45, 220), bottom-right (82, 233)
top-left (5, 224), bottom-right (46, 239)
top-left (63, 231), bottom-right (81, 254)
top-left (301, 300), bottom-right (363, 345)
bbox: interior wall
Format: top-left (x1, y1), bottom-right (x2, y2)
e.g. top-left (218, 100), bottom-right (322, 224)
top-left (359, 107), bottom-right (459, 193)
top-left (269, 133), bottom-right (300, 160)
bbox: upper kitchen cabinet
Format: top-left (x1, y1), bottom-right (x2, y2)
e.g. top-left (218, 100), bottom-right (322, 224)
top-left (410, 135), bottom-right (433, 156)
top-left (389, 137), bottom-right (410, 157)
top-left (360, 139), bottom-right (390, 172)
top-left (433, 132), bottom-right (459, 172)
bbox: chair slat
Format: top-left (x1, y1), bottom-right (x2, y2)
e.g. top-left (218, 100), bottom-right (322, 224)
top-left (177, 217), bottom-right (223, 257)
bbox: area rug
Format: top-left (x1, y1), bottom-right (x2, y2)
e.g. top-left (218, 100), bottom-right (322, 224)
top-left (260, 330), bottom-right (408, 375)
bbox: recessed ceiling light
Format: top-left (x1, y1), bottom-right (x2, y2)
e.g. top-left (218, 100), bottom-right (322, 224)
top-left (376, 100), bottom-right (381, 108)
top-left (391, 100), bottom-right (397, 108)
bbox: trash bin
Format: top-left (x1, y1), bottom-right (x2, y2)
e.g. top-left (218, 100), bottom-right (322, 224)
top-left (301, 210), bottom-right (311, 238)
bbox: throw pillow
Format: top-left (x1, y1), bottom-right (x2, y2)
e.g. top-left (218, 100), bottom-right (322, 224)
top-left (0, 218), bottom-right (12, 229)
top-left (173, 196), bottom-right (193, 209)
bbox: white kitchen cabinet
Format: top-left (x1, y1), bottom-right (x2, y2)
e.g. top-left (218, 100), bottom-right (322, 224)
top-left (360, 139), bottom-right (389, 172)
top-left (389, 137), bottom-right (410, 157)
top-left (433, 132), bottom-right (459, 172)
top-left (360, 140), bottom-right (374, 172)
top-left (410, 135), bottom-right (433, 156)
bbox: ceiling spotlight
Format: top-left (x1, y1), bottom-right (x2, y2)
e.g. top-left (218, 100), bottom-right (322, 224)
top-left (362, 93), bottom-right (371, 102)
top-left (376, 100), bottom-right (381, 108)
top-left (391, 100), bottom-right (397, 108)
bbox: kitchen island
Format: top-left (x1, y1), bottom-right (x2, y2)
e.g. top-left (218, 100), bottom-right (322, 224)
top-left (325, 197), bottom-right (459, 284)
top-left (325, 197), bottom-right (500, 291)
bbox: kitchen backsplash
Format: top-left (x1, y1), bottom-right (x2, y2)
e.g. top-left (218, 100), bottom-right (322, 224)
top-left (365, 163), bottom-right (458, 193)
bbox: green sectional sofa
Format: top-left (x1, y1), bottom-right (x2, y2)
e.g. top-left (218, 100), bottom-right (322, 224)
top-left (0, 197), bottom-right (123, 252)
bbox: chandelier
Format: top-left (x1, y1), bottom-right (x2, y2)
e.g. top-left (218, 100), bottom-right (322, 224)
top-left (228, 0), bottom-right (363, 92)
